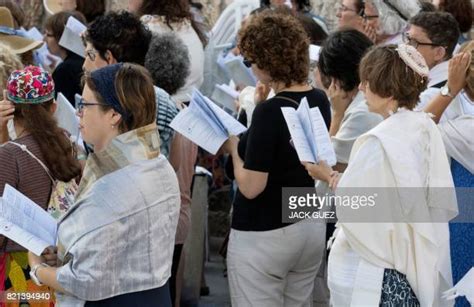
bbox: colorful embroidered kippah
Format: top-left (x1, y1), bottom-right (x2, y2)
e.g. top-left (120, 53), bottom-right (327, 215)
top-left (7, 66), bottom-right (55, 104)
top-left (396, 44), bottom-right (429, 78)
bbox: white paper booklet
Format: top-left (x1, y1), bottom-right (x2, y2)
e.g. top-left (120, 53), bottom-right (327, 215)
top-left (211, 84), bottom-right (239, 112)
top-left (223, 55), bottom-right (257, 87)
top-left (170, 89), bottom-right (247, 154)
top-left (0, 185), bottom-right (57, 256)
top-left (281, 97), bottom-right (336, 165)
top-left (59, 16), bottom-right (87, 58)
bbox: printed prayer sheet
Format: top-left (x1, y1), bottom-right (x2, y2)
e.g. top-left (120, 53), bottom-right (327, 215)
top-left (0, 184), bottom-right (57, 256)
top-left (281, 97), bottom-right (336, 165)
top-left (170, 89), bottom-right (247, 154)
top-left (59, 16), bottom-right (87, 57)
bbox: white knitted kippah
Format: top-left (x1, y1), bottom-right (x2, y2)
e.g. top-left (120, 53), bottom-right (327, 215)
top-left (396, 44), bottom-right (429, 78)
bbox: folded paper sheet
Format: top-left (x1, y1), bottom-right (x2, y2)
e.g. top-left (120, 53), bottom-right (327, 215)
top-left (0, 185), bottom-right (57, 256)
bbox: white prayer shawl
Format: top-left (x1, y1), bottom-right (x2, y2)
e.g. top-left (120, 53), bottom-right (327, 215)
top-left (329, 109), bottom-right (458, 306)
top-left (316, 92), bottom-right (382, 195)
top-left (439, 115), bottom-right (474, 174)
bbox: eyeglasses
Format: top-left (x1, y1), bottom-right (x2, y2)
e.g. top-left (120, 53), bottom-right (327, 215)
top-left (242, 58), bottom-right (253, 68)
top-left (76, 95), bottom-right (108, 114)
top-left (85, 49), bottom-right (97, 61)
top-left (363, 14), bottom-right (379, 19)
top-left (402, 32), bottom-right (445, 49)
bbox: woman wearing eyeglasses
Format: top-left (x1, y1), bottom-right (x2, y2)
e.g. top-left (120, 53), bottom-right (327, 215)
top-left (221, 10), bottom-right (331, 306)
top-left (304, 44), bottom-right (458, 306)
top-left (43, 10), bottom-right (87, 106)
top-left (27, 63), bottom-right (181, 306)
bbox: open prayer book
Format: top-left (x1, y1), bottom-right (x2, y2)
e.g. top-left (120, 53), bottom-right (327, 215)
top-left (281, 97), bottom-right (337, 165)
top-left (58, 16), bottom-right (87, 58)
top-left (0, 185), bottom-right (57, 256)
top-left (170, 89), bottom-right (247, 154)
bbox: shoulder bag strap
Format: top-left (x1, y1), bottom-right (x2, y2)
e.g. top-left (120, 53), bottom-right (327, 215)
top-left (275, 95), bottom-right (300, 107)
top-left (8, 142), bottom-right (55, 184)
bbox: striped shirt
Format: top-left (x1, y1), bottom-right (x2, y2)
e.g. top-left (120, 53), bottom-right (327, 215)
top-left (155, 86), bottom-right (179, 158)
top-left (0, 135), bottom-right (52, 252)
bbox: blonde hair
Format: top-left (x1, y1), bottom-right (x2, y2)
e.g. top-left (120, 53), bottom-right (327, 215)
top-left (458, 41), bottom-right (474, 99)
top-left (0, 43), bottom-right (23, 99)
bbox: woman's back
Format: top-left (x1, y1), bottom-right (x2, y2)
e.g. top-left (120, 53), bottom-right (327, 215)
top-left (0, 135), bottom-right (52, 252)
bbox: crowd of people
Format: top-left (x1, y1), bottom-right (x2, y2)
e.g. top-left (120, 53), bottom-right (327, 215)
top-left (0, 0), bottom-right (472, 306)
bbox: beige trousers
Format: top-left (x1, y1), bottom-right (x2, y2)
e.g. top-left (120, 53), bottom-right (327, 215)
top-left (227, 221), bottom-right (326, 307)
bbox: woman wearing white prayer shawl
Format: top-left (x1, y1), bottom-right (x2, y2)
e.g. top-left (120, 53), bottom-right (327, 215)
top-left (423, 43), bottom-right (473, 307)
top-left (304, 44), bottom-right (458, 306)
top-left (27, 64), bottom-right (180, 306)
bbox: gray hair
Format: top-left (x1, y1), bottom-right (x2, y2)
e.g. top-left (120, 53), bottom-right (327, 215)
top-left (144, 32), bottom-right (190, 95)
top-left (370, 0), bottom-right (421, 36)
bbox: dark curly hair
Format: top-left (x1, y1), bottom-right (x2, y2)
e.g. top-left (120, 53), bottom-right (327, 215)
top-left (238, 9), bottom-right (310, 87)
top-left (145, 33), bottom-right (190, 95)
top-left (84, 11), bottom-right (152, 66)
top-left (318, 29), bottom-right (373, 91)
top-left (359, 45), bottom-right (428, 110)
top-left (135, 0), bottom-right (208, 46)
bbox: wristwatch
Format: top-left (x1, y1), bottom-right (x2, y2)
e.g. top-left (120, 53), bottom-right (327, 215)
top-left (29, 263), bottom-right (49, 286)
top-left (440, 85), bottom-right (454, 98)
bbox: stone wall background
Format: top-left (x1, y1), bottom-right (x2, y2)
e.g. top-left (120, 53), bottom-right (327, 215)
top-left (104, 0), bottom-right (339, 30)
top-left (12, 0), bottom-right (474, 36)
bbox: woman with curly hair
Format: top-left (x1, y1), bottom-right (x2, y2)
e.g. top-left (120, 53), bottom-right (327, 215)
top-left (221, 9), bottom-right (331, 306)
top-left (128, 0), bottom-right (206, 104)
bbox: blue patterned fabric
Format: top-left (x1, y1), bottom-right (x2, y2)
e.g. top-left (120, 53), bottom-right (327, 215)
top-left (450, 159), bottom-right (474, 307)
top-left (379, 269), bottom-right (420, 306)
top-left (154, 86), bottom-right (179, 158)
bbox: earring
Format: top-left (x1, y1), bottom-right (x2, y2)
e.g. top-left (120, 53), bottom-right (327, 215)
top-left (111, 124), bottom-right (115, 128)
